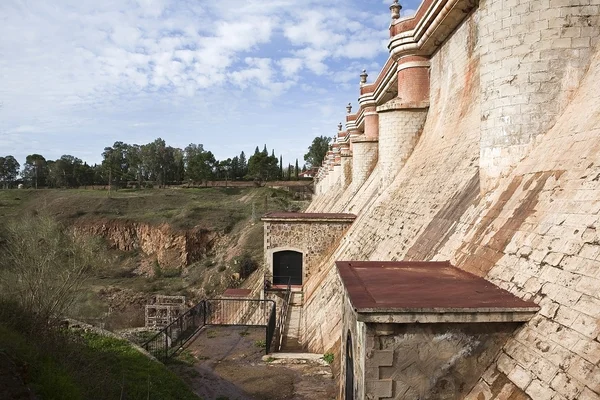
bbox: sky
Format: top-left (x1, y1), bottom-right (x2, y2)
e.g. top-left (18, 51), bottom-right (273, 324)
top-left (0, 0), bottom-right (422, 168)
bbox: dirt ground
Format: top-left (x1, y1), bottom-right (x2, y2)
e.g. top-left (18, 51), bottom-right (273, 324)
top-left (169, 326), bottom-right (336, 400)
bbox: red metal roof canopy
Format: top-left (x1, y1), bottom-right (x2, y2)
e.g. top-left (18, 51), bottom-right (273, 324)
top-left (336, 261), bottom-right (539, 313)
top-left (222, 288), bottom-right (252, 298)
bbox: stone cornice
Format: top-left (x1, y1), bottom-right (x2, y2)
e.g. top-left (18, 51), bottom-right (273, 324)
top-left (388, 0), bottom-right (478, 59)
top-left (354, 0), bottom-right (476, 116)
top-left (376, 99), bottom-right (430, 112)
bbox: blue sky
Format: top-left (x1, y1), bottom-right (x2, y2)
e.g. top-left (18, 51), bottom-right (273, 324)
top-left (0, 0), bottom-right (422, 168)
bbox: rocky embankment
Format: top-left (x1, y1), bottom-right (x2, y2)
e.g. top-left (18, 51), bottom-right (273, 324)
top-left (73, 219), bottom-right (218, 272)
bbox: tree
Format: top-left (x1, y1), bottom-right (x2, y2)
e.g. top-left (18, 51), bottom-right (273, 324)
top-left (0, 155), bottom-right (20, 188)
top-left (22, 154), bottom-right (48, 188)
top-left (295, 159), bottom-right (299, 180)
top-left (238, 151), bottom-right (247, 178)
top-left (184, 144), bottom-right (216, 185)
top-left (140, 138), bottom-right (176, 187)
top-left (247, 150), bottom-right (279, 183)
top-left (279, 155), bottom-right (283, 179)
top-left (102, 141), bottom-right (130, 188)
top-left (304, 136), bottom-right (331, 168)
top-left (46, 155), bottom-right (83, 188)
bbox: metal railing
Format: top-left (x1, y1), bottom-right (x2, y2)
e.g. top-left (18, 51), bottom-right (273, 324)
top-left (142, 298), bottom-right (276, 362)
top-left (273, 277), bottom-right (292, 351)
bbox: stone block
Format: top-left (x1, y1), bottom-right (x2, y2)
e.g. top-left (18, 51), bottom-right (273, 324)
top-left (575, 277), bottom-right (600, 298)
top-left (550, 372), bottom-right (582, 400)
top-left (579, 387), bottom-right (600, 400)
top-left (529, 357), bottom-right (559, 383)
top-left (527, 379), bottom-right (556, 400)
top-left (369, 350), bottom-right (394, 367)
top-left (366, 379), bottom-right (393, 399)
top-left (508, 365), bottom-right (533, 390)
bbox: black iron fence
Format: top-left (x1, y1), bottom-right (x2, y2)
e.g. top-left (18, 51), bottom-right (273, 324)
top-left (142, 298), bottom-right (276, 362)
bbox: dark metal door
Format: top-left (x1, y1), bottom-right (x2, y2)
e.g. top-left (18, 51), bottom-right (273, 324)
top-left (346, 333), bottom-right (354, 400)
top-left (273, 251), bottom-right (302, 285)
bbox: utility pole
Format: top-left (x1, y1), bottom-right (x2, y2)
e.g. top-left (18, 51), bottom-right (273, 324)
top-left (35, 164), bottom-right (38, 190)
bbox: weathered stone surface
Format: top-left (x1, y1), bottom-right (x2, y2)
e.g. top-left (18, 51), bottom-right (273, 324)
top-left (299, 1), bottom-right (600, 399)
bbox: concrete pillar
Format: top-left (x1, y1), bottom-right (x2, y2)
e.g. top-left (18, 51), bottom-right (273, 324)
top-left (479, 0), bottom-right (600, 192)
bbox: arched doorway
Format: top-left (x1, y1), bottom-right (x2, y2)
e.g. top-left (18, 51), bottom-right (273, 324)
top-left (273, 250), bottom-right (303, 285)
top-left (346, 332), bottom-right (354, 400)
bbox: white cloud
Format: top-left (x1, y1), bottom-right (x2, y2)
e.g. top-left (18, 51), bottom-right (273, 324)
top-left (0, 0), bottom-right (401, 165)
top-left (279, 58), bottom-right (304, 78)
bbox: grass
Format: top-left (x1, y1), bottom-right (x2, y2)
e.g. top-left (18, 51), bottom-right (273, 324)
top-left (0, 321), bottom-right (199, 399)
top-left (0, 186), bottom-right (305, 232)
top-left (322, 352), bottom-right (334, 364)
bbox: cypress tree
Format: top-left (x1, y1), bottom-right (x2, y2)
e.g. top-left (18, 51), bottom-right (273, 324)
top-left (295, 159), bottom-right (299, 180)
top-left (279, 155), bottom-right (283, 179)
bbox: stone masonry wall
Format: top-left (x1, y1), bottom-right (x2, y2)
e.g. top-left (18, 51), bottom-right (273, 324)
top-left (361, 323), bottom-right (520, 400)
top-left (479, 0), bottom-right (600, 191)
top-left (377, 104), bottom-right (428, 189)
top-left (351, 140), bottom-right (378, 190)
top-left (304, 3), bottom-right (600, 398)
top-left (302, 10), bottom-right (482, 359)
top-left (264, 220), bottom-right (353, 283)
top-left (450, 46), bottom-right (600, 400)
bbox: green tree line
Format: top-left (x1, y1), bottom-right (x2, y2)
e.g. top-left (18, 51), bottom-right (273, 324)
top-left (1, 138), bottom-right (311, 189)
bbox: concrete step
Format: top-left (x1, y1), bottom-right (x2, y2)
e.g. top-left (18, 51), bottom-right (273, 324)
top-left (262, 353), bottom-right (329, 366)
top-left (281, 305), bottom-right (304, 352)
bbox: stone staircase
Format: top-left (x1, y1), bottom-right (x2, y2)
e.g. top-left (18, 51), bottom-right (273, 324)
top-left (281, 291), bottom-right (304, 352)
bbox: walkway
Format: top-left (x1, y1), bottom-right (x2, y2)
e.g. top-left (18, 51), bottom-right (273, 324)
top-left (169, 326), bottom-right (335, 400)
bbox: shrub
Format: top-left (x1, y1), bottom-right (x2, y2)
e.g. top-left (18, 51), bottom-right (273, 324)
top-left (323, 352), bottom-right (334, 364)
top-left (0, 215), bottom-right (104, 327)
top-left (236, 253), bottom-right (258, 279)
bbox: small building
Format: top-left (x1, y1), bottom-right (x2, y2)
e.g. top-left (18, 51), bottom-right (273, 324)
top-left (337, 261), bottom-right (539, 400)
top-left (262, 212), bottom-right (356, 288)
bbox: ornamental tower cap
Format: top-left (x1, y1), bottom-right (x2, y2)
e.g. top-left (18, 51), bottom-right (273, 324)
top-left (360, 69), bottom-right (368, 85)
top-left (338, 122), bottom-right (343, 132)
top-left (390, 0), bottom-right (402, 20)
top-left (346, 103), bottom-right (352, 114)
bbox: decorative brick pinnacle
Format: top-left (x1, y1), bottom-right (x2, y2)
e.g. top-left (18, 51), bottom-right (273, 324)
top-left (390, 0), bottom-right (402, 20)
top-left (338, 122), bottom-right (343, 132)
top-left (360, 69), bottom-right (368, 85)
top-left (346, 103), bottom-right (352, 114)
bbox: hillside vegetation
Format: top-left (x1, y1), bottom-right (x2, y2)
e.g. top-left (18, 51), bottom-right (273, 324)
top-left (0, 186), bottom-right (308, 329)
